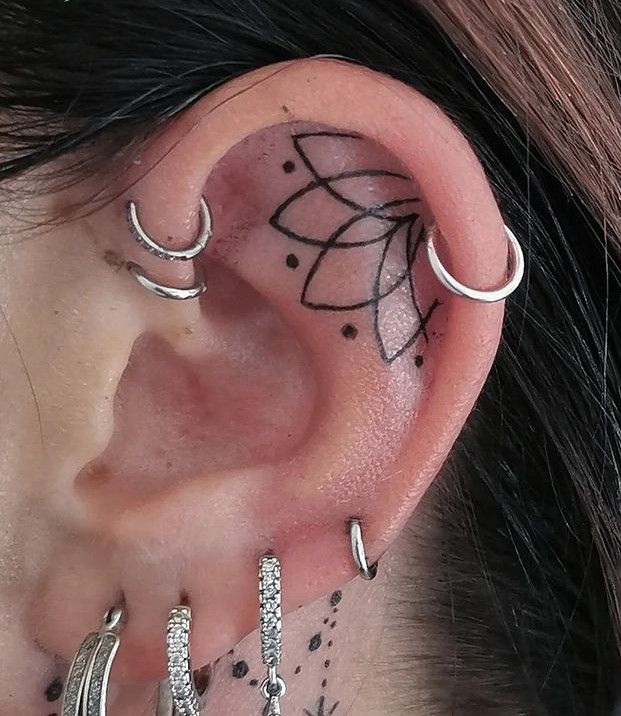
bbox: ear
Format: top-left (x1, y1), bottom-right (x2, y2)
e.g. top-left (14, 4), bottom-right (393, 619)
top-left (34, 59), bottom-right (507, 681)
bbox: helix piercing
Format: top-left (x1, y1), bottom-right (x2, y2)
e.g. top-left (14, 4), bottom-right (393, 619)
top-left (349, 519), bottom-right (378, 581)
top-left (259, 555), bottom-right (286, 716)
top-left (61, 606), bottom-right (124, 716)
top-left (126, 197), bottom-right (212, 300)
top-left (426, 223), bottom-right (524, 303)
top-left (166, 605), bottom-right (200, 716)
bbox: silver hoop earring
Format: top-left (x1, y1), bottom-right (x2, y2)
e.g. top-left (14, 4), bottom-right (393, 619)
top-left (349, 519), bottom-right (378, 581)
top-left (166, 605), bottom-right (200, 716)
top-left (126, 197), bottom-right (212, 300)
top-left (61, 607), bottom-right (124, 716)
top-left (426, 223), bottom-right (524, 303)
top-left (259, 555), bottom-right (286, 716)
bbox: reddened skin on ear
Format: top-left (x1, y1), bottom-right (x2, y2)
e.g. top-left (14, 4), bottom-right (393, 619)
top-left (32, 59), bottom-right (507, 681)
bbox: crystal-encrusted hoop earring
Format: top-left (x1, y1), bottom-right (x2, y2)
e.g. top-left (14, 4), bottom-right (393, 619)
top-left (166, 605), bottom-right (201, 716)
top-left (61, 607), bottom-right (124, 716)
top-left (259, 555), bottom-right (286, 716)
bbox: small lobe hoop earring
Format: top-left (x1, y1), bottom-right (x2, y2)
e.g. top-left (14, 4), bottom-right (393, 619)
top-left (349, 519), bottom-right (378, 581)
top-left (426, 223), bottom-right (524, 303)
top-left (126, 197), bottom-right (212, 300)
top-left (166, 605), bottom-right (200, 716)
top-left (61, 607), bottom-right (124, 716)
top-left (259, 555), bottom-right (286, 716)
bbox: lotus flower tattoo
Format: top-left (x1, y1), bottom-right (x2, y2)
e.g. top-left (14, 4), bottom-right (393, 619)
top-left (269, 131), bottom-right (439, 364)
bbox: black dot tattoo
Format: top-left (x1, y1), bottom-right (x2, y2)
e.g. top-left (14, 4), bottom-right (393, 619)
top-left (322, 678), bottom-right (328, 688)
top-left (232, 660), bottom-right (249, 679)
top-left (328, 640), bottom-right (333, 648)
top-left (295, 666), bottom-right (302, 675)
top-left (282, 160), bottom-right (296, 173)
top-left (330, 591), bottom-right (342, 607)
top-left (323, 617), bottom-right (329, 625)
top-left (249, 679), bottom-right (259, 687)
top-left (286, 253), bottom-right (300, 269)
top-left (309, 633), bottom-right (323, 651)
top-left (324, 659), bottom-right (331, 669)
top-left (330, 621), bottom-right (337, 629)
top-left (45, 678), bottom-right (63, 703)
top-left (341, 323), bottom-right (358, 340)
top-left (415, 354), bottom-right (424, 367)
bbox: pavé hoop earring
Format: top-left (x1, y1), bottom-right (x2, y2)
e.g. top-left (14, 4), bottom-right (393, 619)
top-left (166, 605), bottom-right (201, 716)
top-left (61, 607), bottom-right (124, 716)
top-left (126, 197), bottom-right (212, 300)
top-left (259, 555), bottom-right (286, 716)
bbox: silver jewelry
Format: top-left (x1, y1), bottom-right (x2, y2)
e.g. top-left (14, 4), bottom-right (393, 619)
top-left (349, 519), bottom-right (378, 581)
top-left (166, 605), bottom-right (200, 716)
top-left (126, 197), bottom-right (212, 300)
top-left (259, 555), bottom-right (286, 716)
top-left (426, 223), bottom-right (524, 303)
top-left (155, 680), bottom-right (176, 716)
top-left (61, 607), bottom-right (124, 716)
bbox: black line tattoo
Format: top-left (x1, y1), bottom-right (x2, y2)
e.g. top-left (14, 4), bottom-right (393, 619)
top-left (270, 132), bottom-right (440, 363)
top-left (304, 695), bottom-right (340, 716)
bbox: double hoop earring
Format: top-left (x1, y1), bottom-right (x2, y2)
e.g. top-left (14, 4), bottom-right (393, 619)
top-left (126, 197), bottom-right (213, 300)
top-left (61, 607), bottom-right (124, 716)
top-left (426, 223), bottom-right (524, 303)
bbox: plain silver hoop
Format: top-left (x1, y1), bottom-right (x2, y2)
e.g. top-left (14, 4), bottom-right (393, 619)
top-left (349, 519), bottom-right (378, 581)
top-left (61, 607), bottom-right (124, 716)
top-left (127, 261), bottom-right (207, 301)
top-left (426, 224), bottom-right (524, 303)
top-left (126, 197), bottom-right (211, 300)
top-left (166, 605), bottom-right (201, 716)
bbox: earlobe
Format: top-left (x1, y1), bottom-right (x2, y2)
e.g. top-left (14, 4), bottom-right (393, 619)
top-left (37, 58), bottom-right (512, 681)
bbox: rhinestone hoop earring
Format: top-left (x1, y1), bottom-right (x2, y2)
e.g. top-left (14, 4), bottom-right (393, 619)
top-left (126, 197), bottom-right (212, 300)
top-left (259, 555), bottom-right (286, 716)
top-left (166, 605), bottom-right (201, 716)
top-left (61, 607), bottom-right (124, 716)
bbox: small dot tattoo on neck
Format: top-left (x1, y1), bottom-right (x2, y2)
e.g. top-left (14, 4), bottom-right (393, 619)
top-left (282, 160), bottom-right (296, 173)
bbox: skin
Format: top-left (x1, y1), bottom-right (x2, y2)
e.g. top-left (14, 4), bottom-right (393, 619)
top-left (0, 59), bottom-right (507, 714)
